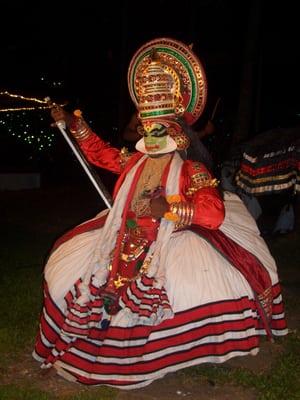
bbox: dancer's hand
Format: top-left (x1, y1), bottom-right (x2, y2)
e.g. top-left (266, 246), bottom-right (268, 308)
top-left (50, 106), bottom-right (73, 128)
top-left (150, 196), bottom-right (169, 219)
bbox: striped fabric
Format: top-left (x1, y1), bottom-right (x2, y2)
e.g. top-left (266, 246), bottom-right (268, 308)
top-left (33, 282), bottom-right (287, 389)
top-left (235, 127), bottom-right (300, 195)
top-left (33, 191), bottom-right (288, 388)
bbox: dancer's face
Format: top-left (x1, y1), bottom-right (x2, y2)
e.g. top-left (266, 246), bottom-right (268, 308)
top-left (143, 122), bottom-right (168, 154)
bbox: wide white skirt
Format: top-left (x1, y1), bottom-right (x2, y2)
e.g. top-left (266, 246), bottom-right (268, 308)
top-left (33, 192), bottom-right (287, 388)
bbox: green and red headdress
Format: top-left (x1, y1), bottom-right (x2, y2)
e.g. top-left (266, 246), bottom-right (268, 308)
top-left (128, 37), bottom-right (207, 154)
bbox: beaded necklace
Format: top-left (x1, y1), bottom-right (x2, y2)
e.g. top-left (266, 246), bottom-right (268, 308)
top-left (131, 154), bottom-right (172, 216)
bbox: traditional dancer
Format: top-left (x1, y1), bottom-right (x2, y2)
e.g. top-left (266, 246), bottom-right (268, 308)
top-left (33, 38), bottom-right (287, 389)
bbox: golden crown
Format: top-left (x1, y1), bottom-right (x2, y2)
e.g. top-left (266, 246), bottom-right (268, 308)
top-left (128, 37), bottom-right (207, 126)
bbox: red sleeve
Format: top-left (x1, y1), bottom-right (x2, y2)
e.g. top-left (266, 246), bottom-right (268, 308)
top-left (181, 160), bottom-right (225, 229)
top-left (78, 132), bottom-right (122, 174)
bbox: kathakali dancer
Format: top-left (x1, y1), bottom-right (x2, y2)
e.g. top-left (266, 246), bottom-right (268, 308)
top-left (33, 37), bottom-right (288, 389)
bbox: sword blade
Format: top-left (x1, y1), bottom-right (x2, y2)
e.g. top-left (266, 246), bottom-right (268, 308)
top-left (56, 121), bottom-right (113, 209)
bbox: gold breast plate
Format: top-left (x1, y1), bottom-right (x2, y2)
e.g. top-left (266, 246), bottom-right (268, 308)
top-left (120, 226), bottom-right (149, 263)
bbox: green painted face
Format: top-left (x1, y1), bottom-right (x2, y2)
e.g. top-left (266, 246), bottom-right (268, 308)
top-left (144, 133), bottom-right (167, 152)
top-left (143, 123), bottom-right (168, 153)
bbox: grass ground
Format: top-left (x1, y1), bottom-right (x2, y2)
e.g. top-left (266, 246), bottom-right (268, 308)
top-left (0, 184), bottom-right (299, 399)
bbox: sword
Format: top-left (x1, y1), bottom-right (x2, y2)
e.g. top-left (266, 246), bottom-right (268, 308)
top-left (45, 97), bottom-right (113, 209)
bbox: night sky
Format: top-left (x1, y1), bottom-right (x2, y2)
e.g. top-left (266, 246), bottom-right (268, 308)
top-left (1, 1), bottom-right (299, 173)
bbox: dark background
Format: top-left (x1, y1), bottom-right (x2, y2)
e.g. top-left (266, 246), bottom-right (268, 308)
top-left (0, 1), bottom-right (299, 183)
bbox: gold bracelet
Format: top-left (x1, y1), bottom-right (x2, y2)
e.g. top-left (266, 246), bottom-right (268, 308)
top-left (69, 119), bottom-right (92, 141)
top-left (180, 203), bottom-right (187, 225)
top-left (174, 201), bottom-right (194, 228)
top-left (188, 203), bottom-right (195, 225)
top-left (164, 200), bottom-right (194, 227)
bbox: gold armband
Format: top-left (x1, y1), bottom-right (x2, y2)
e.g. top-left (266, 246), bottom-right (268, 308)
top-left (69, 115), bottom-right (93, 142)
top-left (164, 194), bottom-right (194, 228)
top-left (174, 201), bottom-right (194, 228)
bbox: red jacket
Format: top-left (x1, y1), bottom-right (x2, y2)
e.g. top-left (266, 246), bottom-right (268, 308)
top-left (78, 132), bottom-right (225, 230)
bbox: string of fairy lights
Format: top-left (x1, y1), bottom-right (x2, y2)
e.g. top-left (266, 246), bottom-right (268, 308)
top-left (0, 91), bottom-right (51, 111)
top-left (0, 91), bottom-right (65, 155)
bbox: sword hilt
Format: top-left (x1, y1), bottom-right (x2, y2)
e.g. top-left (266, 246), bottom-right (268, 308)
top-left (45, 96), bottom-right (66, 129)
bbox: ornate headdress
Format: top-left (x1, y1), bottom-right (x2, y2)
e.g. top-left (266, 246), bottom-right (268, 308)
top-left (128, 37), bottom-right (207, 153)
